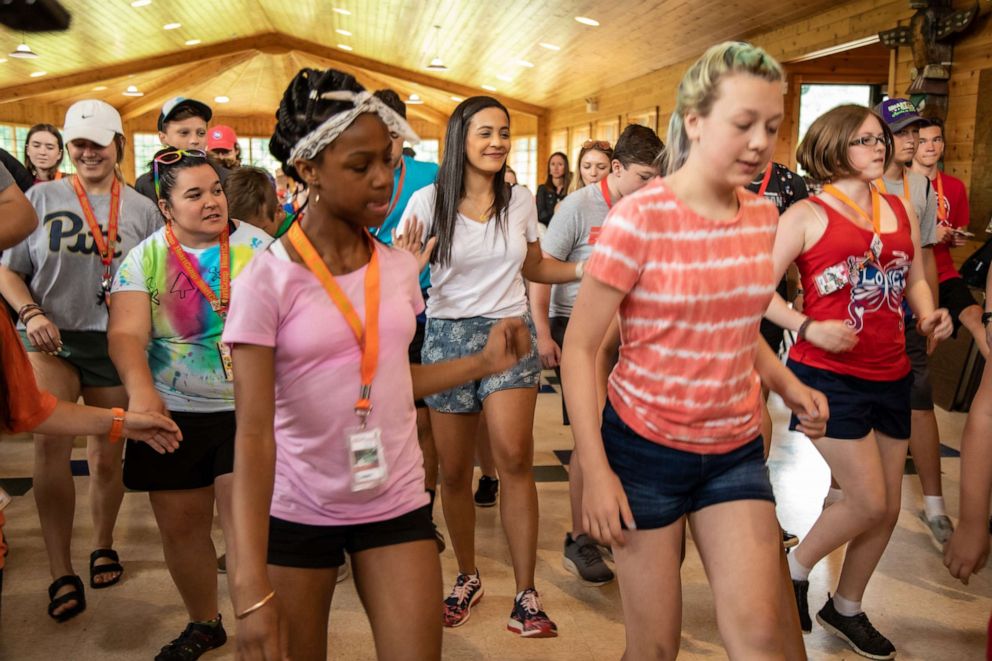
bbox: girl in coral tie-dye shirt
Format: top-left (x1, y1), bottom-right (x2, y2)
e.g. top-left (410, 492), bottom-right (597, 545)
top-left (560, 42), bottom-right (829, 659)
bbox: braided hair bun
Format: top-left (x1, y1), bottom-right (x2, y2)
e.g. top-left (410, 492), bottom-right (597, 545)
top-left (269, 68), bottom-right (366, 184)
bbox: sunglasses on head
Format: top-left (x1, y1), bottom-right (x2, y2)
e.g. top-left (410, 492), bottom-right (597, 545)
top-left (154, 149), bottom-right (208, 199)
top-left (582, 140), bottom-right (611, 150)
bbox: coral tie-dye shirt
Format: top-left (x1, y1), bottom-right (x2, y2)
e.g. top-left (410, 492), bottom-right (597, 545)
top-left (112, 221), bottom-right (271, 411)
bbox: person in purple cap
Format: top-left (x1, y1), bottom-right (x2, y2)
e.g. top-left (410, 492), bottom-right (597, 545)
top-left (135, 97), bottom-right (226, 203)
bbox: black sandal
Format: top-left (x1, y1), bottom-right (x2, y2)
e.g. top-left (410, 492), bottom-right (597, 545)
top-left (89, 548), bottom-right (123, 589)
top-left (47, 575), bottom-right (86, 622)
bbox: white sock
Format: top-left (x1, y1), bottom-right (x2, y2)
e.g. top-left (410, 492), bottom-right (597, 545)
top-left (824, 487), bottom-right (844, 506)
top-left (788, 553), bottom-right (811, 581)
top-left (923, 495), bottom-right (947, 520)
top-left (833, 593), bottom-right (863, 617)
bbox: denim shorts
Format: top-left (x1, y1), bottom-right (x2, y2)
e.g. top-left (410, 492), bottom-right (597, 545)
top-left (787, 359), bottom-right (912, 440)
top-left (422, 314), bottom-right (540, 413)
top-left (601, 402), bottom-right (774, 530)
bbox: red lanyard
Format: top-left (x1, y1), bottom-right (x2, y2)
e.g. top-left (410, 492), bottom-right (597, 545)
top-left (72, 175), bottom-right (120, 274)
top-left (386, 158), bottom-right (406, 217)
top-left (164, 222), bottom-right (231, 318)
top-left (933, 171), bottom-right (948, 223)
top-left (599, 177), bottom-right (613, 209)
top-left (873, 172), bottom-right (911, 203)
top-left (756, 165), bottom-right (773, 197)
top-left (287, 222), bottom-right (380, 420)
top-left (823, 184), bottom-right (882, 234)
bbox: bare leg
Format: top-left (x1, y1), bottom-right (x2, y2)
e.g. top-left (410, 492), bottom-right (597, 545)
top-left (691, 500), bottom-right (787, 660)
top-left (611, 521), bottom-right (685, 660)
top-left (483, 387), bottom-right (539, 592)
top-left (431, 410), bottom-right (481, 575)
top-left (910, 409), bottom-right (943, 498)
top-left (80, 384), bottom-right (127, 583)
top-left (568, 448), bottom-right (585, 534)
top-left (28, 353), bottom-right (82, 616)
top-left (353, 540), bottom-right (443, 660)
top-left (149, 486), bottom-right (219, 621)
top-left (267, 564), bottom-right (337, 661)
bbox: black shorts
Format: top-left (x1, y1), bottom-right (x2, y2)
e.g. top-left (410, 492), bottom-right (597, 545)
top-left (123, 410), bottom-right (235, 491)
top-left (787, 359), bottom-right (912, 440)
top-left (904, 325), bottom-right (934, 411)
top-left (267, 505), bottom-right (435, 569)
top-left (939, 277), bottom-right (980, 335)
top-left (759, 279), bottom-right (789, 353)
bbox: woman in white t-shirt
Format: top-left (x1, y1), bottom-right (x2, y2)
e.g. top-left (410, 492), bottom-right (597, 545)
top-left (400, 95), bottom-right (580, 637)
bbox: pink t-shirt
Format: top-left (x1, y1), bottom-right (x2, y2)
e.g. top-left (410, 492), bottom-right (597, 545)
top-left (222, 240), bottom-right (429, 526)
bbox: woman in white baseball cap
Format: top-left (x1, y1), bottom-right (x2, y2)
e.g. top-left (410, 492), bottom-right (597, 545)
top-left (0, 99), bottom-right (162, 622)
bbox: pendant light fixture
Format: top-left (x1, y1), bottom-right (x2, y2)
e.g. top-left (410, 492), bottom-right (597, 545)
top-left (425, 25), bottom-right (447, 71)
top-left (123, 85), bottom-right (144, 97)
top-left (9, 40), bottom-right (38, 59)
top-left (407, 93), bottom-right (424, 104)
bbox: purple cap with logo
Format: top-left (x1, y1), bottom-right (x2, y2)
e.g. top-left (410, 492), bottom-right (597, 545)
top-left (873, 98), bottom-right (927, 132)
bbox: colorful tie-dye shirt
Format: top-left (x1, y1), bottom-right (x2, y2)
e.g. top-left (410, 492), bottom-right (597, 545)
top-left (112, 221), bottom-right (272, 411)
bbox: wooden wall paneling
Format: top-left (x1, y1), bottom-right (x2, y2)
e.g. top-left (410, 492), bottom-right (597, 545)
top-left (569, 123), bottom-right (591, 172)
top-left (964, 68), bottom-right (991, 235)
top-left (594, 116), bottom-right (621, 144)
top-left (550, 128), bottom-right (568, 156)
top-left (626, 107), bottom-right (658, 133)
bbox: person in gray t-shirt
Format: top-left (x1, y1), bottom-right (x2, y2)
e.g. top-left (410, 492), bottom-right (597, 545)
top-left (529, 123), bottom-right (663, 587)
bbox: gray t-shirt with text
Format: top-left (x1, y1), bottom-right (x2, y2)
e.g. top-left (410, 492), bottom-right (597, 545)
top-left (1, 178), bottom-right (161, 331)
top-left (880, 170), bottom-right (937, 248)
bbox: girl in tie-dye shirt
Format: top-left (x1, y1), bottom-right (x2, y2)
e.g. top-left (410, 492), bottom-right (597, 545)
top-left (108, 149), bottom-right (270, 659)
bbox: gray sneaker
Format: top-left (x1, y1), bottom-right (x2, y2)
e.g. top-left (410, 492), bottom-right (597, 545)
top-left (919, 510), bottom-right (954, 551)
top-left (563, 533), bottom-right (614, 586)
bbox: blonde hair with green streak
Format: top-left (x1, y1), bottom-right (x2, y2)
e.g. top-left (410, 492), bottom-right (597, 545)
top-left (664, 42), bottom-right (784, 175)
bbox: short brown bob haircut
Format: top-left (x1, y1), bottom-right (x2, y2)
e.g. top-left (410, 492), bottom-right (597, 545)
top-left (797, 104), bottom-right (893, 183)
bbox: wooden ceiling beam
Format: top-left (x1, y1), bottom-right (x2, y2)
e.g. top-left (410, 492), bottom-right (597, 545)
top-left (119, 52), bottom-right (259, 120)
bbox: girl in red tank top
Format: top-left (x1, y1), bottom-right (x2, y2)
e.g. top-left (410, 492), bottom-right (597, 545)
top-left (763, 104), bottom-right (952, 660)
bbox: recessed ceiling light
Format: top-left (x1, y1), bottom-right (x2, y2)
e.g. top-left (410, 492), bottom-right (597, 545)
top-left (426, 56), bottom-right (447, 71)
top-left (185, 39), bottom-right (201, 46)
top-left (0, 58), bottom-right (7, 65)
top-left (130, 0), bottom-right (152, 6)
top-left (214, 96), bottom-right (230, 104)
top-left (29, 71), bottom-right (47, 78)
top-left (575, 16), bottom-right (600, 26)
top-left (10, 42), bottom-right (38, 59)
top-left (333, 7), bottom-right (351, 14)
top-left (516, 59), bottom-right (534, 68)
top-left (335, 29), bottom-right (352, 36)
top-left (123, 84), bottom-right (143, 96)
top-left (481, 84), bottom-right (497, 92)
top-left (93, 85), bottom-right (108, 91)
top-left (337, 43), bottom-right (353, 51)
top-left (496, 74), bottom-right (513, 82)
top-left (407, 93), bottom-right (423, 105)
top-left (163, 22), bottom-right (182, 30)
top-left (539, 42), bottom-right (561, 51)
top-left (450, 96), bottom-right (464, 102)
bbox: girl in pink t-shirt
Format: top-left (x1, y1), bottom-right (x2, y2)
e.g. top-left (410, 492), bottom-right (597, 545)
top-left (560, 42), bottom-right (829, 659)
top-left (223, 69), bottom-right (533, 661)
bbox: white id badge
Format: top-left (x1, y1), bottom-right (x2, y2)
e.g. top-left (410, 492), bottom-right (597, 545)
top-left (814, 262), bottom-right (850, 297)
top-left (346, 426), bottom-right (388, 492)
top-left (869, 233), bottom-right (883, 262)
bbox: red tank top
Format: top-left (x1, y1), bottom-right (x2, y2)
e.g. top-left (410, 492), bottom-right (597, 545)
top-left (789, 193), bottom-right (913, 381)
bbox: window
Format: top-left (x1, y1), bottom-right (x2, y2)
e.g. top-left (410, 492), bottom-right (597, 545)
top-left (133, 132), bottom-right (162, 173)
top-left (797, 84), bottom-right (882, 173)
top-left (410, 139), bottom-right (439, 165)
top-left (510, 135), bottom-right (537, 191)
top-left (239, 137), bottom-right (282, 175)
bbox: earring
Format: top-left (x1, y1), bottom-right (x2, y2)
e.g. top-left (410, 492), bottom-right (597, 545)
top-left (311, 182), bottom-right (320, 206)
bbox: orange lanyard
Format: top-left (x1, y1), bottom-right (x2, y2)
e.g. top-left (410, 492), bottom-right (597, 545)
top-left (72, 175), bottom-right (120, 273)
top-left (756, 164), bottom-right (773, 197)
top-left (599, 176), bottom-right (612, 209)
top-left (54, 171), bottom-right (63, 181)
top-left (164, 222), bottom-right (231, 318)
top-left (386, 158), bottom-right (406, 217)
top-left (934, 171), bottom-right (948, 223)
top-left (823, 184), bottom-right (882, 234)
top-left (287, 222), bottom-right (380, 420)
top-left (873, 172), bottom-right (911, 203)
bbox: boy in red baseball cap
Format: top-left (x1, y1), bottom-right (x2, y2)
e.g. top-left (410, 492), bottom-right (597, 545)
top-left (206, 125), bottom-right (241, 170)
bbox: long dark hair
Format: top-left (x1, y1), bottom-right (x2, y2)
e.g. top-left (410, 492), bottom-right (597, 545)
top-left (23, 123), bottom-right (64, 179)
top-left (543, 151), bottom-right (571, 191)
top-left (430, 96), bottom-right (511, 268)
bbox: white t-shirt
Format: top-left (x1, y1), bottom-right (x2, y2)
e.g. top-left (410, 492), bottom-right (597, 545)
top-left (401, 185), bottom-right (539, 319)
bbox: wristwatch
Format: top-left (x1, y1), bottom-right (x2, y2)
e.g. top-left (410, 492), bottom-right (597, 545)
top-left (983, 312), bottom-right (992, 327)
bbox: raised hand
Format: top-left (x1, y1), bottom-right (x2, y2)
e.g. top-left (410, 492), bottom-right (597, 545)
top-left (392, 216), bottom-right (438, 273)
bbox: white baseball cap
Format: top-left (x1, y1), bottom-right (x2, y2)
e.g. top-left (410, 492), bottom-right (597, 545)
top-left (63, 100), bottom-right (123, 147)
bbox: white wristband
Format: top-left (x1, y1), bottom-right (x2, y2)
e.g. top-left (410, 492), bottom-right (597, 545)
top-left (575, 261), bottom-right (584, 279)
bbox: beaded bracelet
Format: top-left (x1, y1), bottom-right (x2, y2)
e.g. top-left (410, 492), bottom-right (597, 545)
top-left (17, 303), bottom-right (44, 324)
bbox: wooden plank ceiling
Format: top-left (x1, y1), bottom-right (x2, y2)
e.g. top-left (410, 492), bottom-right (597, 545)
top-left (0, 0), bottom-right (845, 120)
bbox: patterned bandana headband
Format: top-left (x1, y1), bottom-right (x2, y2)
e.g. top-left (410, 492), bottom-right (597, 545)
top-left (288, 90), bottom-right (421, 164)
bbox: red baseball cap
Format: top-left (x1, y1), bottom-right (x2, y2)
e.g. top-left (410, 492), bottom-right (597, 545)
top-left (207, 125), bottom-right (237, 151)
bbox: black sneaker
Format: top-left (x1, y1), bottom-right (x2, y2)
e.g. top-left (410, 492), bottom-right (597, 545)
top-left (562, 533), bottom-right (614, 585)
top-left (782, 530), bottom-right (799, 549)
top-left (474, 475), bottom-right (498, 507)
top-left (816, 598), bottom-right (895, 660)
top-left (792, 579), bottom-right (811, 633)
top-left (155, 615), bottom-right (227, 661)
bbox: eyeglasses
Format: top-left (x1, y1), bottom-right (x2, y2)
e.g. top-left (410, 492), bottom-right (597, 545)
top-left (849, 134), bottom-right (888, 147)
top-left (582, 140), bottom-right (612, 150)
top-left (153, 149), bottom-right (207, 199)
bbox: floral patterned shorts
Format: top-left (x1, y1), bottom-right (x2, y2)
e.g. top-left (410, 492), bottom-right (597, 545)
top-left (422, 314), bottom-right (540, 413)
